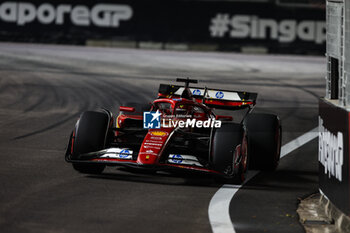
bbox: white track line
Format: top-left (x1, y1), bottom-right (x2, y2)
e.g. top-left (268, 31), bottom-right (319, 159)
top-left (280, 127), bottom-right (319, 159)
top-left (208, 127), bottom-right (319, 233)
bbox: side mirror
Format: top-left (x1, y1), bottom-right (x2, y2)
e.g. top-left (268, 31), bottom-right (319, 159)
top-left (119, 106), bottom-right (135, 112)
top-left (215, 115), bottom-right (233, 121)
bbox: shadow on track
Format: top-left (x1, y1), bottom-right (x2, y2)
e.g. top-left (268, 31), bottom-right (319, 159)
top-left (84, 167), bottom-right (223, 188)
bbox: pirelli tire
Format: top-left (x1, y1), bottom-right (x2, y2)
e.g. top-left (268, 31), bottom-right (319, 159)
top-left (211, 123), bottom-right (248, 184)
top-left (244, 113), bottom-right (281, 171)
top-left (71, 110), bottom-right (110, 174)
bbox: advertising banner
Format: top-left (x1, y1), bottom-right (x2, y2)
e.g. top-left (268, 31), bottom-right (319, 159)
top-left (319, 98), bottom-right (350, 215)
top-left (0, 0), bottom-right (326, 53)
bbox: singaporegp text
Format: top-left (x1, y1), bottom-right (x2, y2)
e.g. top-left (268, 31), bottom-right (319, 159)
top-left (0, 2), bottom-right (133, 27)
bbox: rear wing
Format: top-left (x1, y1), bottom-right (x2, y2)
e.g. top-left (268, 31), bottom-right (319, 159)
top-left (158, 84), bottom-right (257, 109)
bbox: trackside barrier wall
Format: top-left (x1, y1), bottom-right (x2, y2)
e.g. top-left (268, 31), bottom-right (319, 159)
top-left (0, 0), bottom-right (325, 54)
top-left (320, 0), bottom-right (350, 218)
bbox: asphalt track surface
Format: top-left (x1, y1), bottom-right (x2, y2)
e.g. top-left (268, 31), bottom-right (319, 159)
top-left (0, 43), bottom-right (325, 233)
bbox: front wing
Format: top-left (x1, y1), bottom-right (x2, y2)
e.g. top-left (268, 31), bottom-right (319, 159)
top-left (65, 148), bottom-right (222, 175)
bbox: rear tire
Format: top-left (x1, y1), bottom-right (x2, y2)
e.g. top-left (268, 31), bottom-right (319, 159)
top-left (71, 111), bottom-right (110, 174)
top-left (244, 113), bottom-right (281, 171)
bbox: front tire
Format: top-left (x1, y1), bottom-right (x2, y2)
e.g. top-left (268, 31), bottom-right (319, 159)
top-left (211, 123), bottom-right (248, 183)
top-left (71, 110), bottom-right (110, 174)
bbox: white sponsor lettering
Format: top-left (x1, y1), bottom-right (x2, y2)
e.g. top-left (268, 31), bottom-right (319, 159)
top-left (0, 2), bottom-right (132, 27)
top-left (143, 145), bottom-right (161, 149)
top-left (167, 154), bottom-right (203, 167)
top-left (144, 142), bottom-right (163, 146)
top-left (319, 117), bottom-right (344, 181)
top-left (174, 88), bottom-right (241, 101)
top-left (100, 148), bottom-right (133, 159)
top-left (210, 13), bottom-right (325, 44)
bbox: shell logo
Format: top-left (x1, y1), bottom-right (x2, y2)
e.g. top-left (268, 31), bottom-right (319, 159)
top-left (150, 131), bottom-right (168, 136)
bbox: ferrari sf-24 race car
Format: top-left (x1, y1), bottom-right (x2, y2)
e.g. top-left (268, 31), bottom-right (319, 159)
top-left (65, 78), bottom-right (281, 183)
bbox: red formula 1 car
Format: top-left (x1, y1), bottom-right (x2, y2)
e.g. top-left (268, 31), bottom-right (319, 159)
top-left (65, 78), bottom-right (281, 183)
